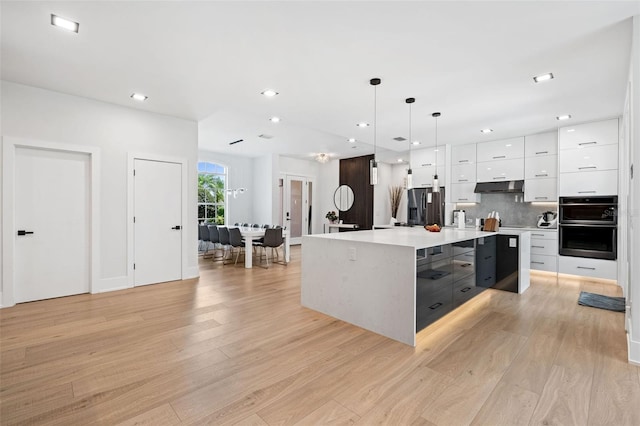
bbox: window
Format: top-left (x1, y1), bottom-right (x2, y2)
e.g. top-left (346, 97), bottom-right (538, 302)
top-left (198, 162), bottom-right (226, 224)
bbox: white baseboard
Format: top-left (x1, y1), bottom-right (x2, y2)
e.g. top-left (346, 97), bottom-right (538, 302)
top-left (94, 276), bottom-right (130, 294)
top-left (184, 266), bottom-right (199, 280)
top-left (629, 321), bottom-right (640, 366)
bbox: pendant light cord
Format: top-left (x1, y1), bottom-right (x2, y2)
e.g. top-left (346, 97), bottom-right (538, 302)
top-left (373, 84), bottom-right (377, 160)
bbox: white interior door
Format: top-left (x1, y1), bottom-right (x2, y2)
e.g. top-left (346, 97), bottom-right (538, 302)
top-left (134, 159), bottom-right (182, 286)
top-left (15, 147), bottom-right (90, 303)
top-left (284, 175), bottom-right (313, 244)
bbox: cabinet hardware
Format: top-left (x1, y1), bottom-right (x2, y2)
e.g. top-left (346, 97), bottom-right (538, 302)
top-left (171, 225), bottom-right (182, 230)
top-left (484, 276), bottom-right (493, 281)
top-left (493, 176), bottom-right (506, 180)
top-left (458, 160), bottom-right (469, 163)
top-left (578, 166), bottom-right (597, 170)
top-left (535, 174), bottom-right (548, 177)
top-left (17, 230), bottom-right (34, 236)
top-left (578, 141), bottom-right (597, 146)
top-left (429, 302), bottom-right (443, 310)
top-left (493, 155), bottom-right (506, 159)
top-left (532, 245), bottom-right (545, 248)
top-left (458, 198), bottom-right (468, 201)
top-left (460, 287), bottom-right (472, 293)
top-left (484, 256), bottom-right (492, 260)
top-left (577, 266), bottom-right (596, 270)
top-left (578, 191), bottom-right (597, 194)
top-left (532, 233), bottom-right (544, 236)
top-left (535, 151), bottom-right (548, 155)
top-left (531, 261), bottom-right (545, 265)
top-left (461, 263), bottom-right (472, 268)
top-left (458, 179), bottom-right (468, 182)
top-left (421, 163), bottom-right (433, 167)
top-left (535, 197), bottom-right (548, 200)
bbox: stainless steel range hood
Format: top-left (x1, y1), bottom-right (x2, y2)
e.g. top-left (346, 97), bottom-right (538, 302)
top-left (474, 180), bottom-right (524, 193)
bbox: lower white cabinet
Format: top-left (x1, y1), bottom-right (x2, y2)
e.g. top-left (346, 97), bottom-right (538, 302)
top-left (450, 183), bottom-right (481, 203)
top-left (558, 256), bottom-right (617, 280)
top-left (524, 178), bottom-right (557, 202)
top-left (558, 170), bottom-right (617, 196)
top-left (529, 230), bottom-right (558, 272)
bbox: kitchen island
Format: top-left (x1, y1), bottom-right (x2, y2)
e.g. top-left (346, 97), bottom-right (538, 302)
top-left (301, 227), bottom-right (530, 346)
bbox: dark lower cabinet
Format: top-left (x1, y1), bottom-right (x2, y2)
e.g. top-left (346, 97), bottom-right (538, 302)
top-left (476, 236), bottom-right (496, 288)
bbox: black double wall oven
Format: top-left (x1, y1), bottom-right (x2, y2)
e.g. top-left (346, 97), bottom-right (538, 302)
top-left (558, 196), bottom-right (617, 260)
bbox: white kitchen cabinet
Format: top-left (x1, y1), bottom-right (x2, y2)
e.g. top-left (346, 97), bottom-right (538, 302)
top-left (476, 158), bottom-right (524, 182)
top-left (476, 137), bottom-right (524, 162)
top-left (524, 178), bottom-right (557, 202)
top-left (451, 163), bottom-right (476, 184)
top-left (412, 165), bottom-right (446, 188)
top-left (559, 144), bottom-right (618, 173)
top-left (411, 146), bottom-right (445, 169)
top-left (451, 183), bottom-right (480, 203)
top-left (530, 254), bottom-right (558, 273)
top-left (450, 143), bottom-right (476, 165)
top-left (558, 118), bottom-right (618, 150)
top-left (525, 132), bottom-right (558, 157)
top-left (558, 256), bottom-right (617, 280)
top-left (529, 229), bottom-right (558, 272)
top-left (530, 237), bottom-right (558, 256)
top-left (558, 169), bottom-right (617, 196)
top-left (525, 155), bottom-right (557, 179)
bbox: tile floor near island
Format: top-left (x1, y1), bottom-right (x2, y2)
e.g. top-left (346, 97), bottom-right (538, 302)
top-left (1, 246), bottom-right (639, 425)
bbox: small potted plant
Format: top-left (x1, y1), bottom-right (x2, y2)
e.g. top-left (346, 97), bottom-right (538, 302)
top-left (325, 210), bottom-right (338, 223)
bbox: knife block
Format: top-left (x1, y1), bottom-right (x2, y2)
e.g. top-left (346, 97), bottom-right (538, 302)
top-left (483, 218), bottom-right (499, 231)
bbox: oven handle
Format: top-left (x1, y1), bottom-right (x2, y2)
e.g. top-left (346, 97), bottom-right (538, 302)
top-left (559, 223), bottom-right (617, 228)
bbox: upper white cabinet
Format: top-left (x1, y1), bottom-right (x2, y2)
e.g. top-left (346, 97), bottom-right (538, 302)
top-left (411, 146), bottom-right (446, 169)
top-left (476, 158), bottom-right (524, 182)
top-left (558, 170), bottom-right (618, 196)
top-left (412, 165), bottom-right (446, 188)
top-left (451, 163), bottom-right (476, 183)
top-left (525, 132), bottom-right (557, 157)
top-left (451, 143), bottom-right (476, 165)
top-left (476, 137), bottom-right (524, 162)
top-left (450, 183), bottom-right (481, 203)
top-left (525, 155), bottom-right (557, 179)
top-left (558, 144), bottom-right (618, 173)
top-left (558, 118), bottom-right (618, 150)
top-left (524, 178), bottom-right (557, 202)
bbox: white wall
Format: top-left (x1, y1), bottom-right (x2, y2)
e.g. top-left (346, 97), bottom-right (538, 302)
top-left (1, 81), bottom-right (199, 302)
top-left (627, 15), bottom-right (640, 365)
top-left (317, 159), bottom-right (339, 234)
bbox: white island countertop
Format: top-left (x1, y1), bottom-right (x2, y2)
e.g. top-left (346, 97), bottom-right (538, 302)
top-left (308, 226), bottom-right (499, 249)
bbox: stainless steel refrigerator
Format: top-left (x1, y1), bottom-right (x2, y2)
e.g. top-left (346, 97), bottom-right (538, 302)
top-left (407, 187), bottom-right (445, 226)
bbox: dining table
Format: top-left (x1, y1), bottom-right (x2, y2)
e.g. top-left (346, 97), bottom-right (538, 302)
top-left (235, 226), bottom-right (290, 268)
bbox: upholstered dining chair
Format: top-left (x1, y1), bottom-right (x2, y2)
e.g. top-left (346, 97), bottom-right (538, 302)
top-left (258, 227), bottom-right (286, 268)
top-left (199, 224), bottom-right (211, 257)
top-left (217, 227), bottom-right (230, 262)
top-left (207, 225), bottom-right (224, 260)
top-left (226, 227), bottom-right (245, 266)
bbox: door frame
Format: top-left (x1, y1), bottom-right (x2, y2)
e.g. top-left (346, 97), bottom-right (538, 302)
top-left (2, 137), bottom-right (101, 308)
top-left (127, 153), bottom-right (189, 288)
top-left (281, 173), bottom-right (316, 244)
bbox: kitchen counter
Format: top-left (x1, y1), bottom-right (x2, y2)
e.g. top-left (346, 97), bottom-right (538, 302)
top-left (301, 227), bottom-right (530, 346)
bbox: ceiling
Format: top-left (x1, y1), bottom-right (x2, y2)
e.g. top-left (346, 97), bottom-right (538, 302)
top-left (2, 1), bottom-right (639, 164)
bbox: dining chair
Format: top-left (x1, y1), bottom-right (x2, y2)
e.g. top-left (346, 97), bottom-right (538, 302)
top-left (258, 227), bottom-right (286, 268)
top-left (262, 224), bottom-right (270, 228)
top-left (242, 223), bottom-right (250, 227)
top-left (226, 228), bottom-right (245, 266)
top-left (207, 225), bottom-right (224, 260)
top-left (218, 227), bottom-right (231, 262)
top-left (252, 224), bottom-right (260, 228)
top-left (199, 224), bottom-right (211, 257)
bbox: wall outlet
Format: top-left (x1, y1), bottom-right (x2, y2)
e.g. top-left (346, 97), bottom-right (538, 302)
top-left (348, 247), bottom-right (357, 261)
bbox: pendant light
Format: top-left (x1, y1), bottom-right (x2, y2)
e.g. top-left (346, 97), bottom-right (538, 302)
top-left (432, 112), bottom-right (441, 192)
top-left (370, 78), bottom-right (381, 185)
top-left (405, 98), bottom-right (415, 190)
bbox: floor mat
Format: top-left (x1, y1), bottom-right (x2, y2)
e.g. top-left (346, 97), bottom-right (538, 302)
top-left (578, 291), bottom-right (625, 312)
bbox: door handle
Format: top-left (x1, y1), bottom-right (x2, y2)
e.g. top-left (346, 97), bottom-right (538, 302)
top-left (17, 230), bottom-right (34, 236)
top-left (171, 226), bottom-right (181, 230)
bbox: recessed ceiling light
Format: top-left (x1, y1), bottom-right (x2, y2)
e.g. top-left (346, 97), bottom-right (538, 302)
top-left (556, 115), bottom-right (572, 121)
top-left (269, 116), bottom-right (281, 123)
top-left (357, 122), bottom-right (369, 128)
top-left (348, 138), bottom-right (356, 143)
top-left (533, 73), bottom-right (554, 83)
top-left (51, 14), bottom-right (79, 33)
top-left (261, 89), bottom-right (278, 97)
top-left (130, 93), bottom-right (148, 101)
top-left (481, 129), bottom-right (493, 134)
top-left (412, 141), bottom-right (421, 145)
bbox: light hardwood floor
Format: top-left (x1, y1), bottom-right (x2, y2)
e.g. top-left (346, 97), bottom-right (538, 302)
top-left (1, 246), bottom-right (640, 425)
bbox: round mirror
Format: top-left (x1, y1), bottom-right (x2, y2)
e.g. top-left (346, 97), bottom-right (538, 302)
top-left (334, 185), bottom-right (354, 211)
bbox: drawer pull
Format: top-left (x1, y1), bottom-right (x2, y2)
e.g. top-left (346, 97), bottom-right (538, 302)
top-left (578, 191), bottom-right (597, 194)
top-left (458, 179), bottom-right (468, 182)
top-left (484, 256), bottom-right (492, 260)
top-left (577, 266), bottom-right (596, 270)
top-left (535, 174), bottom-right (548, 177)
top-left (578, 141), bottom-right (597, 146)
top-left (460, 287), bottom-right (472, 293)
top-left (535, 151), bottom-right (548, 155)
top-left (461, 263), bottom-right (472, 268)
top-left (493, 176), bottom-right (506, 180)
top-left (578, 166), bottom-right (597, 170)
top-left (429, 302), bottom-right (443, 310)
top-left (458, 198), bottom-right (468, 201)
top-left (532, 233), bottom-right (545, 236)
top-left (421, 163), bottom-right (434, 167)
top-left (535, 197), bottom-right (548, 200)
top-left (531, 261), bottom-right (545, 265)
top-left (458, 159), bottom-right (469, 163)
top-left (484, 276), bottom-right (493, 281)
top-left (493, 155), bottom-right (506, 159)
top-left (532, 245), bottom-right (545, 248)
